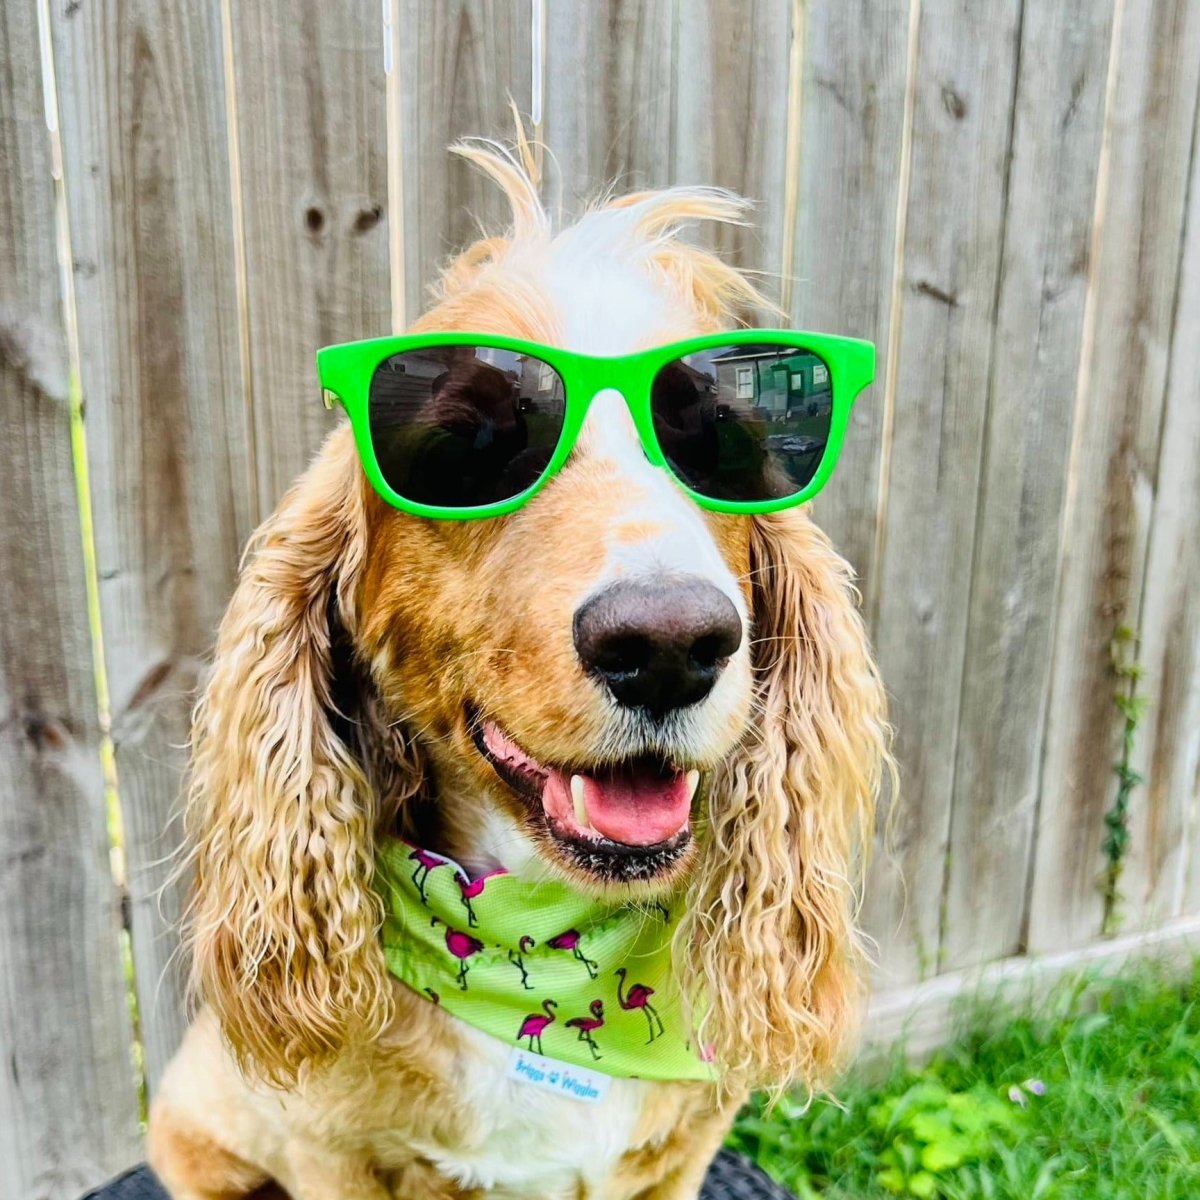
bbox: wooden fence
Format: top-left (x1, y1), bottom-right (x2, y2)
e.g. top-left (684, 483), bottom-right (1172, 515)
top-left (2, 0), bottom-right (1199, 1194)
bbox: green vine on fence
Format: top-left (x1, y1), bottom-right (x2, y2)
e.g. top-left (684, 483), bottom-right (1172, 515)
top-left (1102, 624), bottom-right (1149, 935)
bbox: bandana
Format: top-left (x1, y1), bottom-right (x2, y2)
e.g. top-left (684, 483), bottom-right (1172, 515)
top-left (375, 837), bottom-right (715, 1081)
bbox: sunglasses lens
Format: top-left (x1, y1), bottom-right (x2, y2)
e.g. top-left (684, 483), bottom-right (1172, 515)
top-left (650, 343), bottom-right (834, 504)
top-left (368, 345), bottom-right (566, 509)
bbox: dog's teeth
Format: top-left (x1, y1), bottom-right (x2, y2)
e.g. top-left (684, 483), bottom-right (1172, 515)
top-left (570, 774), bottom-right (589, 827)
top-left (685, 769), bottom-right (701, 800)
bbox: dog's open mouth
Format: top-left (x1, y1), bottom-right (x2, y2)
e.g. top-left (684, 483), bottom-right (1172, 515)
top-left (468, 707), bottom-right (697, 876)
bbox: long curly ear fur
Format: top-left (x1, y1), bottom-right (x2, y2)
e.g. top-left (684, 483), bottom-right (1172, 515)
top-left (676, 509), bottom-right (894, 1099)
top-left (181, 430), bottom-right (399, 1085)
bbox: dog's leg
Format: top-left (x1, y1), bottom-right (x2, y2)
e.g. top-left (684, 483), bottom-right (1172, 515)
top-left (275, 1148), bottom-right (393, 1200)
top-left (618, 1099), bottom-right (739, 1200)
top-left (385, 1159), bottom-right (485, 1199)
top-left (146, 1102), bottom-right (269, 1200)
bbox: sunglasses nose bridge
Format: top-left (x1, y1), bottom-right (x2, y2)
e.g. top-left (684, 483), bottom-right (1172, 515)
top-left (575, 385), bottom-right (657, 464)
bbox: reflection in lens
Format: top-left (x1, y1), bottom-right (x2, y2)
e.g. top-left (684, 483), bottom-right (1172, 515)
top-left (368, 345), bottom-right (566, 508)
top-left (650, 344), bottom-right (832, 502)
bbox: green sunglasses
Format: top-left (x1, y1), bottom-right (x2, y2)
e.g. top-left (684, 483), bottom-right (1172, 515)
top-left (316, 330), bottom-right (874, 519)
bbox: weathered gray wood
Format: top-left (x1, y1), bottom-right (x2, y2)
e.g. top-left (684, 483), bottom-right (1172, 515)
top-left (672, 0), bottom-right (791, 311)
top-left (1126, 70), bottom-right (1200, 926)
top-left (543, 0), bottom-right (676, 206)
top-left (1027, 0), bottom-right (1200, 954)
top-left (940, 0), bottom-right (1117, 971)
top-left (859, 0), bottom-right (1024, 987)
top-left (230, 0), bottom-right (392, 510)
top-left (0, 2), bottom-right (141, 1193)
top-left (397, 0), bottom-right (533, 320)
top-left (51, 0), bottom-right (252, 1093)
top-left (789, 0), bottom-right (913, 600)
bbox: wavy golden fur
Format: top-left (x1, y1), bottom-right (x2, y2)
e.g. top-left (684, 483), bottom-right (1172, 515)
top-left (156, 135), bottom-right (893, 1199)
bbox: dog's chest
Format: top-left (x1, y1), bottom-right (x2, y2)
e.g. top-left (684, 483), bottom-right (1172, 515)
top-left (409, 1024), bottom-right (651, 1197)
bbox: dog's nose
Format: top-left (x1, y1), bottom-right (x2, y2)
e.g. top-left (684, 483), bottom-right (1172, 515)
top-left (573, 579), bottom-right (743, 718)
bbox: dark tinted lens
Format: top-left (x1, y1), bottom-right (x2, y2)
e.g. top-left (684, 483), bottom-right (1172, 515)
top-left (650, 343), bottom-right (833, 502)
top-left (368, 345), bottom-right (566, 509)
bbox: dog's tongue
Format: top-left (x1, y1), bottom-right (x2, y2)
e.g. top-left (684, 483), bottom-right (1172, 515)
top-left (542, 762), bottom-right (693, 847)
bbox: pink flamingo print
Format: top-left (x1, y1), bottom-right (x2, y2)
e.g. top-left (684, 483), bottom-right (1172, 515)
top-left (431, 917), bottom-right (484, 990)
top-left (423, 987), bottom-right (441, 1005)
top-left (546, 929), bottom-right (598, 979)
top-left (409, 848), bottom-right (448, 904)
top-left (615, 967), bottom-right (664, 1044)
top-left (516, 999), bottom-right (558, 1054)
top-left (564, 999), bottom-right (605, 1061)
top-left (508, 935), bottom-right (536, 990)
top-left (457, 874), bottom-right (487, 927)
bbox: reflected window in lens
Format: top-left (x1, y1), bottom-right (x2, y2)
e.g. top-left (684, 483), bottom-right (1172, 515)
top-left (649, 343), bottom-right (833, 502)
top-left (368, 345), bottom-right (566, 508)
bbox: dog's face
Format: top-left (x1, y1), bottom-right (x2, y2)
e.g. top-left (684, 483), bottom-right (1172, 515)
top-left (186, 165), bottom-right (890, 1092)
top-left (357, 299), bottom-right (754, 894)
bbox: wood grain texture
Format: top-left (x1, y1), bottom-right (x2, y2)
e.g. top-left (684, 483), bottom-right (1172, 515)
top-left (0, 3), bottom-right (141, 1194)
top-left (397, 0), bottom-right (533, 320)
top-left (1027, 0), bottom-right (1200, 954)
top-left (672, 0), bottom-right (790, 309)
top-left (230, 0), bottom-right (391, 510)
top-left (51, 0), bottom-right (252, 1092)
top-left (543, 0), bottom-right (676, 207)
top-left (939, 0), bottom-right (1117, 972)
top-left (1127, 72), bottom-right (1200, 926)
top-left (858, 0), bottom-right (1023, 987)
top-left (790, 0), bottom-right (912, 598)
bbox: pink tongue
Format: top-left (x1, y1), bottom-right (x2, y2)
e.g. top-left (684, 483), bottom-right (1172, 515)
top-left (542, 765), bottom-right (691, 847)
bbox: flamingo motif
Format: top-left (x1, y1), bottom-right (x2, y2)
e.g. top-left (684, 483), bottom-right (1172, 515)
top-left (546, 929), bottom-right (599, 979)
top-left (615, 967), bottom-right (664, 1044)
top-left (564, 999), bottom-right (605, 1061)
top-left (423, 987), bottom-right (441, 1005)
top-left (508, 935), bottom-right (536, 990)
top-left (457, 873), bottom-right (487, 928)
top-left (516, 999), bottom-right (558, 1054)
top-left (409, 848), bottom-right (448, 904)
top-left (431, 917), bottom-right (484, 990)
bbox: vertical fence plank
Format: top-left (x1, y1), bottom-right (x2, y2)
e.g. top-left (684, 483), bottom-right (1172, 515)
top-left (790, 0), bottom-right (913, 597)
top-left (939, 0), bottom-right (1117, 972)
top-left (1028, 0), bottom-right (1200, 954)
top-left (1126, 76), bottom-right (1200, 926)
top-left (672, 0), bottom-right (790, 310)
top-left (859, 0), bottom-right (1023, 986)
top-left (0, 3), bottom-right (141, 1193)
top-left (231, 1), bottom-right (391, 510)
top-left (544, 0), bottom-right (676, 203)
top-left (398, 0), bottom-right (533, 319)
top-left (51, 0), bottom-right (251, 1091)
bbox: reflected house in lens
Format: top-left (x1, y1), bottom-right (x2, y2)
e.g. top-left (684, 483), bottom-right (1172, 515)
top-left (707, 345), bottom-right (831, 423)
top-left (706, 345), bottom-right (832, 485)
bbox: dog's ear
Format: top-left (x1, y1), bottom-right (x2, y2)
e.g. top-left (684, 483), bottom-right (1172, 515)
top-left (677, 509), bottom-right (893, 1097)
top-left (182, 428), bottom-right (399, 1085)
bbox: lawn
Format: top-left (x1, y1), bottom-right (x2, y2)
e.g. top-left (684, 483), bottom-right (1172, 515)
top-left (731, 959), bottom-right (1200, 1199)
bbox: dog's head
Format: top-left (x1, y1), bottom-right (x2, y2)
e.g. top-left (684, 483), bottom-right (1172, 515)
top-left (184, 141), bottom-right (892, 1097)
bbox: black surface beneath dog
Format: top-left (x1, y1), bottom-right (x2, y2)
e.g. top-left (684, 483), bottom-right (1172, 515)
top-left (83, 1151), bottom-right (795, 1200)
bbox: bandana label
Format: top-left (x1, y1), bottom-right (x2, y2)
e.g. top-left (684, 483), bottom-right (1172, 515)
top-left (505, 1045), bottom-right (612, 1104)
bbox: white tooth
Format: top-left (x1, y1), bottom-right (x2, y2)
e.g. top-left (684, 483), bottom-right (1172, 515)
top-left (685, 769), bottom-right (701, 801)
top-left (570, 774), bottom-right (589, 827)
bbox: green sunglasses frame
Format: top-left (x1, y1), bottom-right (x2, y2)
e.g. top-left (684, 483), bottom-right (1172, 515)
top-left (316, 329), bottom-right (875, 519)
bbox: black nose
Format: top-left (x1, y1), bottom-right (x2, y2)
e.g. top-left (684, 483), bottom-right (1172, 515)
top-left (573, 579), bottom-right (743, 718)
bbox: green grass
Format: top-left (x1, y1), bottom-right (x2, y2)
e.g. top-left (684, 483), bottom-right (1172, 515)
top-left (731, 960), bottom-right (1200, 1199)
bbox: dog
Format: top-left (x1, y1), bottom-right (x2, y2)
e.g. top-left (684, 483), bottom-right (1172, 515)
top-left (147, 137), bottom-right (892, 1200)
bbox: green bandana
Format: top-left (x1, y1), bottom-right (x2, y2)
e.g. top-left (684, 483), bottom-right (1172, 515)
top-left (375, 837), bottom-right (715, 1082)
